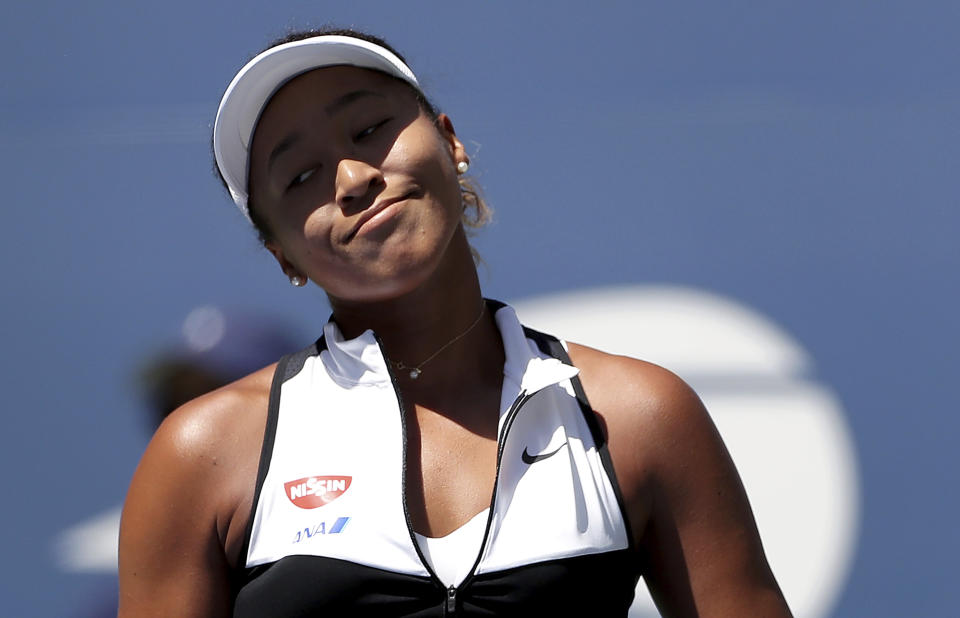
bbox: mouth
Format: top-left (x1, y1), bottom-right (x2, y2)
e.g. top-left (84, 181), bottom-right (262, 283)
top-left (346, 190), bottom-right (418, 241)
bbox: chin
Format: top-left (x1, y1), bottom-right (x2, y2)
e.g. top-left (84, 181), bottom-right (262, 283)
top-left (325, 222), bottom-right (466, 304)
top-left (325, 259), bottom-right (439, 305)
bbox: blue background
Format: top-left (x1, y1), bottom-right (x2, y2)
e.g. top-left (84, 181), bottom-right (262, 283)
top-left (1, 2), bottom-right (956, 615)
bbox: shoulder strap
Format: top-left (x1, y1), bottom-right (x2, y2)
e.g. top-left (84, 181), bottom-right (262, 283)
top-left (521, 326), bottom-right (606, 449)
top-left (521, 325), bottom-right (635, 550)
top-left (235, 337), bottom-right (327, 576)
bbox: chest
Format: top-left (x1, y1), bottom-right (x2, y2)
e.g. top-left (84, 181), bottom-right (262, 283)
top-left (403, 405), bottom-right (499, 538)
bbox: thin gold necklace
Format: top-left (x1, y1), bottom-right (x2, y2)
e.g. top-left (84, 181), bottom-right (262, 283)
top-left (388, 302), bottom-right (486, 380)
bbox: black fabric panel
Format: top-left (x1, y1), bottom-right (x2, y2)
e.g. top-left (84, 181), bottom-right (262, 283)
top-left (461, 549), bottom-right (640, 617)
top-left (283, 336), bottom-right (326, 381)
top-left (234, 555), bottom-right (444, 618)
top-left (234, 550), bottom-right (639, 617)
top-left (485, 298), bottom-right (507, 313)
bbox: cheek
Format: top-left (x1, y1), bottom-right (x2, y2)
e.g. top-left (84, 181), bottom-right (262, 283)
top-left (267, 207), bottom-right (338, 273)
top-left (390, 126), bottom-right (459, 192)
top-left (299, 209), bottom-right (340, 251)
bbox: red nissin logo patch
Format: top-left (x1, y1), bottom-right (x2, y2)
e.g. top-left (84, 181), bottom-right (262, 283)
top-left (284, 476), bottom-right (352, 509)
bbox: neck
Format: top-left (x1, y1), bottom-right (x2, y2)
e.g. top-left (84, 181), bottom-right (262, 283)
top-left (327, 229), bottom-right (502, 389)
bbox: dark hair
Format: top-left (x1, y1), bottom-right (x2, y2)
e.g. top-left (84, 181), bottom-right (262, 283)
top-left (212, 26), bottom-right (491, 247)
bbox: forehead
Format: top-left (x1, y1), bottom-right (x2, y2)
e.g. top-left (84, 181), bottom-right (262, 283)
top-left (255, 66), bottom-right (414, 135)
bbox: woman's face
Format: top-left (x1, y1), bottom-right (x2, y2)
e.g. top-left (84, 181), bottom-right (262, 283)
top-left (248, 66), bottom-right (468, 303)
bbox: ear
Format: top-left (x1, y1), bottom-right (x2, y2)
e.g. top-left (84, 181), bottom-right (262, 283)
top-left (436, 113), bottom-right (468, 169)
top-left (265, 242), bottom-right (305, 284)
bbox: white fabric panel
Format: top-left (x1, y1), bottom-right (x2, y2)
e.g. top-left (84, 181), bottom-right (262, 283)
top-left (246, 351), bottom-right (429, 576)
top-left (476, 385), bottom-right (629, 574)
top-left (246, 304), bottom-right (629, 581)
top-left (415, 508), bottom-right (490, 588)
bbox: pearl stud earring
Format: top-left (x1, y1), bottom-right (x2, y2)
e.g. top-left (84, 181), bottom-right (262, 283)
top-left (457, 161), bottom-right (469, 174)
top-left (290, 275), bottom-right (305, 287)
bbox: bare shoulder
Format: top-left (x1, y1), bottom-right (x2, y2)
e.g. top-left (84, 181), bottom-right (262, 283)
top-left (123, 363), bottom-right (275, 542)
top-left (565, 342), bottom-right (709, 465)
top-left (132, 363), bottom-right (274, 505)
top-left (149, 364), bottom-right (274, 469)
top-left (118, 364), bottom-right (275, 617)
top-left (566, 342), bottom-right (791, 616)
top-left (564, 341), bottom-right (719, 531)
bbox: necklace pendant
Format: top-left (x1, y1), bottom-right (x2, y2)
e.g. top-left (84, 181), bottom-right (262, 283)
top-left (409, 368), bottom-right (421, 379)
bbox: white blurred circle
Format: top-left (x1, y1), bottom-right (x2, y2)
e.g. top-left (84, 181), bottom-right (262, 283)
top-left (512, 285), bottom-right (859, 618)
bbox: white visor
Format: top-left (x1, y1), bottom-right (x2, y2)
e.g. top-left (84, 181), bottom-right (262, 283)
top-left (213, 35), bottom-right (421, 219)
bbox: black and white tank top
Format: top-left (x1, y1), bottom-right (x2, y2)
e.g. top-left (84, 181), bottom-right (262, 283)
top-left (233, 301), bottom-right (640, 616)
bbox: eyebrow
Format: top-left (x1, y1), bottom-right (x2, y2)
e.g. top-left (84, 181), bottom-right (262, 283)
top-left (267, 133), bottom-right (301, 174)
top-left (324, 89), bottom-right (386, 116)
top-left (266, 90), bottom-right (388, 174)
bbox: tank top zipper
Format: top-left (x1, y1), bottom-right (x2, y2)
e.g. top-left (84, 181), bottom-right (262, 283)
top-left (377, 332), bottom-right (535, 615)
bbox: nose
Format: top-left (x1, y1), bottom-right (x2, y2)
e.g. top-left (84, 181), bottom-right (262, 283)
top-left (335, 158), bottom-right (383, 211)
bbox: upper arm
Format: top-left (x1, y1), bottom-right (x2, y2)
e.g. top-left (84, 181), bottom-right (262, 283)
top-left (569, 344), bottom-right (792, 617)
top-left (118, 400), bottom-right (237, 617)
top-left (638, 372), bottom-right (790, 616)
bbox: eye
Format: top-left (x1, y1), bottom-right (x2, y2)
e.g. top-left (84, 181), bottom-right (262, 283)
top-left (355, 118), bottom-right (391, 140)
top-left (288, 168), bottom-right (316, 190)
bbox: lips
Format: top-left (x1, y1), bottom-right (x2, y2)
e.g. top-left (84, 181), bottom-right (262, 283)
top-left (346, 190), bottom-right (416, 240)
